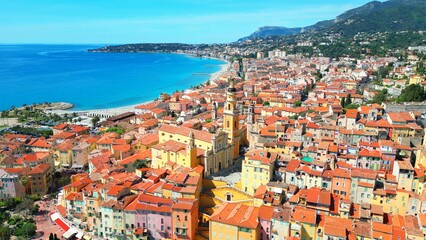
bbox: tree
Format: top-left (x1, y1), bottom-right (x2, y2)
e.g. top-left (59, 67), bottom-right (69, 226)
top-left (91, 116), bottom-right (100, 128)
top-left (294, 100), bottom-right (302, 107)
top-left (49, 233), bottom-right (54, 240)
top-left (0, 227), bottom-right (11, 240)
top-left (199, 97), bottom-right (207, 104)
top-left (346, 94), bottom-right (352, 106)
top-left (30, 204), bottom-right (40, 215)
top-left (340, 98), bottom-right (346, 107)
top-left (15, 197), bottom-right (34, 214)
top-left (372, 89), bottom-right (389, 104)
top-left (15, 222), bottom-right (36, 238)
top-left (58, 176), bottom-right (71, 187)
top-left (15, 222), bottom-right (37, 238)
top-left (417, 61), bottom-right (425, 75)
top-left (263, 101), bottom-right (270, 106)
top-left (133, 159), bottom-right (149, 169)
top-left (396, 84), bottom-right (426, 103)
top-left (54, 233), bottom-right (59, 240)
top-left (346, 103), bottom-right (360, 109)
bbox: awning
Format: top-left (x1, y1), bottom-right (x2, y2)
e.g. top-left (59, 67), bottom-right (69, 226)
top-left (54, 218), bottom-right (70, 231)
top-left (62, 228), bottom-right (77, 240)
top-left (76, 230), bottom-right (84, 239)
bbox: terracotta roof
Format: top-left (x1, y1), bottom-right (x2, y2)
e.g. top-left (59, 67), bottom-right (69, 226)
top-left (28, 163), bottom-right (50, 175)
top-left (159, 124), bottom-right (213, 143)
top-left (210, 203), bottom-right (260, 229)
top-left (291, 206), bottom-right (316, 224)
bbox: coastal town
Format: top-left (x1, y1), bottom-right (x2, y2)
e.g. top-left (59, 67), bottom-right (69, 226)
top-left (1, 43), bottom-right (426, 240)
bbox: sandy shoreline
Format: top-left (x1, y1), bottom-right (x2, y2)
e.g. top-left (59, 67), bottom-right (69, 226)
top-left (49, 59), bottom-right (230, 116)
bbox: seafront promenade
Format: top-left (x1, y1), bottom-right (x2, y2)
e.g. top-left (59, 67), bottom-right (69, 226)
top-left (46, 62), bottom-right (230, 119)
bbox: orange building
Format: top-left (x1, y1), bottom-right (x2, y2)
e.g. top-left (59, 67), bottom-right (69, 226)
top-left (172, 198), bottom-right (199, 240)
top-left (331, 168), bottom-right (351, 199)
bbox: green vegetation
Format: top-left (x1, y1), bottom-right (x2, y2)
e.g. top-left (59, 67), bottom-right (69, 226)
top-left (345, 103), bottom-right (360, 110)
top-left (371, 89), bottom-right (389, 104)
top-left (58, 176), bottom-right (71, 187)
top-left (91, 116), bottom-right (100, 128)
top-left (1, 107), bottom-right (76, 125)
top-left (133, 159), bottom-right (149, 169)
top-left (103, 125), bottom-right (125, 135)
top-left (416, 61), bottom-right (425, 75)
top-left (0, 226), bottom-right (12, 240)
top-left (0, 196), bottom-right (41, 239)
top-left (263, 101), bottom-right (270, 106)
top-left (14, 222), bottom-right (36, 238)
top-left (294, 100), bottom-right (302, 107)
top-left (0, 125), bottom-right (53, 138)
top-left (396, 84), bottom-right (426, 103)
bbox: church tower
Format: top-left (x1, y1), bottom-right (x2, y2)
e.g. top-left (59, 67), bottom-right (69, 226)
top-left (212, 101), bottom-right (218, 120)
top-left (186, 131), bottom-right (197, 168)
top-left (223, 77), bottom-right (240, 159)
top-left (247, 103), bottom-right (255, 125)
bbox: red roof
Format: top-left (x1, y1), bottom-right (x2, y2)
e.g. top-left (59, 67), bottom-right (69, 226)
top-left (210, 203), bottom-right (260, 229)
top-left (54, 218), bottom-right (70, 231)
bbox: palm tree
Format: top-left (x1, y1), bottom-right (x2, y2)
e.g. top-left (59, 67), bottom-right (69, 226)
top-left (91, 116), bottom-right (100, 128)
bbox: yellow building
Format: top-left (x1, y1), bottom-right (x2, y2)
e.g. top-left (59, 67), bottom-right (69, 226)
top-left (157, 124), bottom-right (234, 176)
top-left (241, 149), bottom-right (278, 195)
top-left (409, 75), bottom-right (424, 85)
top-left (151, 131), bottom-right (198, 169)
top-left (371, 189), bottom-right (409, 215)
top-left (54, 141), bottom-right (74, 168)
top-left (290, 206), bottom-right (317, 239)
top-left (209, 203), bottom-right (260, 240)
top-left (28, 163), bottom-right (52, 196)
top-left (415, 131), bottom-right (426, 168)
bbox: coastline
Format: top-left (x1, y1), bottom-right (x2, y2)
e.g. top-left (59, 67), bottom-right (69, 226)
top-left (49, 56), bottom-right (230, 116)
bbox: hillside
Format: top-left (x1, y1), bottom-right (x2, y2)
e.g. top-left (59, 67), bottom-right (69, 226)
top-left (239, 0), bottom-right (426, 41)
top-left (237, 26), bottom-right (302, 42)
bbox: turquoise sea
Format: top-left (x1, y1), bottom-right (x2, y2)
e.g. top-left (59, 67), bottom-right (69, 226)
top-left (0, 45), bottom-right (224, 111)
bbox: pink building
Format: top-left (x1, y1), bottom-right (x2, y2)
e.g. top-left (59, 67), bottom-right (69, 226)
top-left (0, 168), bottom-right (27, 200)
top-left (259, 205), bottom-right (274, 240)
top-left (125, 194), bottom-right (173, 239)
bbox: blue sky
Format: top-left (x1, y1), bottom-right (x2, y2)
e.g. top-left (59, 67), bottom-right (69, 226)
top-left (0, 0), bottom-right (378, 44)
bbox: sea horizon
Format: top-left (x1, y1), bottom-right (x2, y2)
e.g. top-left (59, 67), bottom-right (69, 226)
top-left (0, 44), bottom-right (226, 111)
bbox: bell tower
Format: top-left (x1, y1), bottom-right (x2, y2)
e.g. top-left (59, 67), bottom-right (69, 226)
top-left (212, 101), bottom-right (218, 120)
top-left (223, 77), bottom-right (240, 159)
top-left (186, 131), bottom-right (197, 168)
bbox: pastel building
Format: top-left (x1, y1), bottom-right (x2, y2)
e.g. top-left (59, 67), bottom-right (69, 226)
top-left (392, 160), bottom-right (414, 190)
top-left (72, 142), bottom-right (90, 169)
top-left (210, 203), bottom-right (260, 240)
top-left (158, 124), bottom-right (233, 176)
top-left (0, 168), bottom-right (27, 199)
top-left (27, 163), bottom-right (52, 196)
top-left (331, 168), bottom-right (351, 199)
top-left (172, 198), bottom-right (199, 240)
top-left (124, 194), bottom-right (173, 240)
top-left (241, 149), bottom-right (278, 194)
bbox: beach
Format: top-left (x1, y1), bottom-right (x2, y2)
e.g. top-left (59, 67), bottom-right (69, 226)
top-left (48, 60), bottom-right (230, 117)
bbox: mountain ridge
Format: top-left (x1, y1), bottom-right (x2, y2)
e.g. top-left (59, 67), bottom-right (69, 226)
top-left (238, 0), bottom-right (426, 41)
